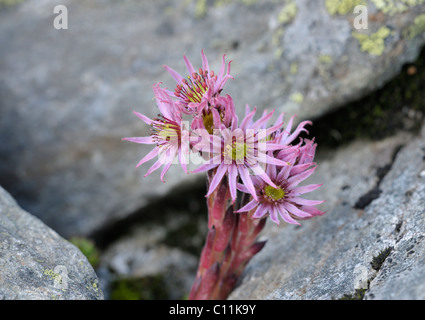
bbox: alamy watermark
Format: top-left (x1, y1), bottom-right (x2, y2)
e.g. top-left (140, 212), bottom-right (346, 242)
top-left (53, 5), bottom-right (68, 30)
top-left (44, 265), bottom-right (69, 290)
top-left (353, 5), bottom-right (368, 30)
top-left (52, 4), bottom-right (368, 30)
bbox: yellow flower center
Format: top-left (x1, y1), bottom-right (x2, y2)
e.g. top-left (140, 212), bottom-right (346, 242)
top-left (175, 71), bottom-right (210, 104)
top-left (202, 113), bottom-right (215, 135)
top-left (264, 185), bottom-right (286, 201)
top-left (158, 124), bottom-right (179, 142)
top-left (224, 141), bottom-right (248, 162)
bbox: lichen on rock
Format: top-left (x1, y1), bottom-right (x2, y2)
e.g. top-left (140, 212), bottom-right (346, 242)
top-left (352, 26), bottom-right (393, 56)
top-left (326, 0), bottom-right (367, 15)
top-left (371, 0), bottom-right (425, 16)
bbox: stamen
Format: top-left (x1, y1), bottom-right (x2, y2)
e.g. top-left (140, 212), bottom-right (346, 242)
top-left (150, 115), bottom-right (181, 148)
top-left (223, 141), bottom-right (249, 162)
top-left (174, 67), bottom-right (215, 105)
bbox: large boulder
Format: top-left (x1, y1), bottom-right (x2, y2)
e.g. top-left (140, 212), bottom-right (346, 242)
top-left (229, 123), bottom-right (425, 300)
top-left (0, 0), bottom-right (424, 238)
top-left (0, 185), bottom-right (103, 300)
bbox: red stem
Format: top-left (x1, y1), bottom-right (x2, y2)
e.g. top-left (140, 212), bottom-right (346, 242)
top-left (188, 171), bottom-right (267, 300)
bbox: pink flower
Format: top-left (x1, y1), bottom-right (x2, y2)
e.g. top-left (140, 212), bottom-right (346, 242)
top-left (192, 106), bottom-right (288, 203)
top-left (122, 83), bottom-right (189, 182)
top-left (236, 140), bottom-right (325, 225)
top-left (190, 94), bottom-right (238, 134)
top-left (164, 50), bottom-right (233, 115)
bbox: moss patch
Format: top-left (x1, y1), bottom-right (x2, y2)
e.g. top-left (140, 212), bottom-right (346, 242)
top-left (304, 46), bottom-right (425, 148)
top-left (371, 247), bottom-right (393, 271)
top-left (69, 237), bottom-right (100, 268)
top-left (110, 275), bottom-right (169, 300)
top-left (339, 288), bottom-right (368, 300)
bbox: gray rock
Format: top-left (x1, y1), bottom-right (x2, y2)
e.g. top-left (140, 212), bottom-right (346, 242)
top-left (0, 0), bottom-right (424, 238)
top-left (97, 215), bottom-right (201, 299)
top-left (0, 185), bottom-right (103, 300)
top-left (229, 124), bottom-right (425, 300)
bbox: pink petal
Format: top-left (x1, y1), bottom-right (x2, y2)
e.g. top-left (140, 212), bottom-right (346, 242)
top-left (206, 164), bottom-right (227, 197)
top-left (289, 162), bottom-right (314, 176)
top-left (178, 145), bottom-right (189, 174)
top-left (191, 162), bottom-right (218, 174)
top-left (278, 206), bottom-right (300, 225)
top-left (270, 205), bottom-right (280, 225)
top-left (266, 161), bottom-right (277, 178)
top-left (277, 162), bottom-right (292, 181)
top-left (291, 184), bottom-right (323, 195)
top-left (236, 182), bottom-right (250, 194)
top-left (216, 54), bottom-right (227, 85)
top-left (133, 111), bottom-right (153, 125)
top-left (153, 84), bottom-right (175, 120)
top-left (274, 112), bottom-right (285, 127)
top-left (228, 163), bottom-right (238, 202)
top-left (250, 164), bottom-right (277, 189)
top-left (252, 203), bottom-right (268, 219)
top-left (290, 197), bottom-right (325, 206)
top-left (282, 202), bottom-right (312, 218)
top-left (201, 49), bottom-right (209, 72)
top-left (260, 154), bottom-right (288, 167)
top-left (122, 136), bottom-right (155, 144)
top-left (236, 199), bottom-right (258, 213)
top-left (240, 107), bottom-right (257, 131)
top-left (160, 160), bottom-right (173, 183)
top-left (183, 54), bottom-right (196, 76)
top-left (284, 120), bottom-right (312, 145)
top-left (251, 109), bottom-right (274, 130)
top-left (211, 107), bottom-right (222, 132)
top-left (238, 166), bottom-right (258, 201)
top-left (136, 147), bottom-right (159, 168)
top-left (144, 159), bottom-right (163, 177)
top-left (266, 120), bottom-right (285, 137)
top-left (299, 205), bottom-right (326, 217)
top-left (287, 165), bottom-right (317, 186)
top-left (163, 64), bottom-right (184, 84)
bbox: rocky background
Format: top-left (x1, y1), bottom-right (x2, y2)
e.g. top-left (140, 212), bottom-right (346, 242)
top-left (0, 0), bottom-right (424, 299)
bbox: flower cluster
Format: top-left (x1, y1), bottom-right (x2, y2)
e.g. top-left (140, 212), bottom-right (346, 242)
top-left (124, 50), bottom-right (324, 226)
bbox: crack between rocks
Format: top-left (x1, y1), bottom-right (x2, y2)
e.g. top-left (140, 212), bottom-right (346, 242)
top-left (338, 246), bottom-right (394, 300)
top-left (353, 144), bottom-right (404, 210)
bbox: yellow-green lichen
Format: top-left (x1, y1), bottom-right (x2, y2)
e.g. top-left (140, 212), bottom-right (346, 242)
top-left (0, 0), bottom-right (25, 6)
top-left (326, 0), bottom-right (367, 15)
top-left (318, 54), bottom-right (333, 64)
top-left (290, 62), bottom-right (298, 74)
top-left (194, 0), bottom-right (207, 18)
top-left (272, 27), bottom-right (285, 46)
top-left (406, 14), bottom-right (425, 39)
top-left (191, 0), bottom-right (259, 18)
top-left (272, 1), bottom-right (298, 60)
top-left (352, 26), bottom-right (392, 56)
top-left (274, 47), bottom-right (283, 59)
top-left (43, 269), bottom-right (64, 286)
top-left (371, 0), bottom-right (425, 16)
top-left (277, 1), bottom-right (298, 24)
top-left (290, 92), bottom-right (304, 103)
top-left (306, 46), bottom-right (425, 148)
